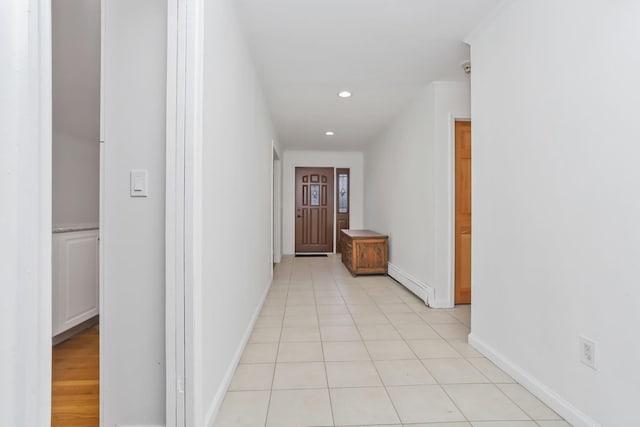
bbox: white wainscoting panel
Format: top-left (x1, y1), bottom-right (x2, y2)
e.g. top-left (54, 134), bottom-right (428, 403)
top-left (52, 229), bottom-right (99, 336)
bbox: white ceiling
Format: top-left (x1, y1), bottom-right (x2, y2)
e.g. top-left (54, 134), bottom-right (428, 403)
top-left (235, 0), bottom-right (501, 150)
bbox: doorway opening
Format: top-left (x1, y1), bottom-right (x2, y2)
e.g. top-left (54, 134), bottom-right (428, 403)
top-left (50, 0), bottom-right (101, 425)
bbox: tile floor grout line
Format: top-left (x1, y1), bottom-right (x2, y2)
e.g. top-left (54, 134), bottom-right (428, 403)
top-left (493, 381), bottom-right (557, 423)
top-left (262, 260), bottom-right (292, 427)
top-left (314, 262), bottom-right (337, 427)
top-left (340, 265), bottom-right (403, 427)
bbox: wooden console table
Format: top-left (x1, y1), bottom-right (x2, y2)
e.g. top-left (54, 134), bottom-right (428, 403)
top-left (341, 229), bottom-right (388, 276)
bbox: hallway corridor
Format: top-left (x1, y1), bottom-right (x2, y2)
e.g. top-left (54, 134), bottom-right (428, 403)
top-left (213, 255), bottom-right (569, 427)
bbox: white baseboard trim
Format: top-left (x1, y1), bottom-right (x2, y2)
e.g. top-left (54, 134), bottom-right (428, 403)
top-left (388, 262), bottom-right (451, 308)
top-left (468, 333), bottom-right (601, 427)
top-left (203, 280), bottom-right (273, 426)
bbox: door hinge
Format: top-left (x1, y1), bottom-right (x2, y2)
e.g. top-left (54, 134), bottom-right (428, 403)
top-left (177, 377), bottom-right (185, 393)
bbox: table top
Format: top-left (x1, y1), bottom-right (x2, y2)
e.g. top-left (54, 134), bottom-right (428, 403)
top-left (341, 229), bottom-right (388, 239)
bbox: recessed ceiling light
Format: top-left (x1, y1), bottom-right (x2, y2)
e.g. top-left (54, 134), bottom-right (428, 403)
top-left (338, 91), bottom-right (352, 98)
top-left (325, 131), bottom-right (335, 136)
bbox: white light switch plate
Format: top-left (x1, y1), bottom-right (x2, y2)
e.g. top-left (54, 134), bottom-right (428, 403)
top-left (130, 170), bottom-right (148, 197)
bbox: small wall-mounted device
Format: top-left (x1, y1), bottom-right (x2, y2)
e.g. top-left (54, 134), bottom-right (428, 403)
top-left (130, 169), bottom-right (148, 197)
top-left (461, 60), bottom-right (471, 74)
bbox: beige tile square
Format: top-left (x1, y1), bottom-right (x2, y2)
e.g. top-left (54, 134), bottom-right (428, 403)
top-left (358, 324), bottom-right (402, 341)
top-left (342, 295), bottom-right (375, 304)
top-left (325, 361), bottom-right (382, 387)
top-left (266, 389), bottom-right (333, 427)
top-left (395, 323), bottom-right (441, 339)
top-left (418, 310), bottom-right (461, 324)
top-left (228, 364), bottom-right (274, 391)
top-left (408, 339), bottom-right (462, 359)
top-left (386, 312), bottom-right (425, 325)
top-left (450, 311), bottom-right (471, 327)
top-left (347, 303), bottom-right (381, 314)
top-left (470, 423), bottom-right (537, 427)
top-left (386, 385), bottom-right (466, 423)
top-left (313, 288), bottom-right (341, 297)
top-left (213, 390), bottom-right (270, 427)
top-left (285, 305), bottom-right (316, 316)
top-left (286, 297), bottom-right (316, 306)
top-left (408, 423), bottom-right (471, 427)
top-left (259, 306), bottom-right (285, 317)
top-left (443, 384), bottom-right (530, 421)
top-left (432, 322), bottom-right (471, 339)
top-left (468, 358), bottom-right (514, 383)
top-left (254, 315), bottom-right (283, 328)
top-left (240, 343), bottom-right (278, 364)
top-left (497, 384), bottom-right (561, 420)
top-left (448, 339), bottom-right (483, 358)
top-left (370, 294), bottom-right (403, 304)
top-left (272, 362), bottom-right (327, 389)
top-left (280, 326), bottom-right (320, 342)
top-left (330, 387), bottom-right (400, 426)
top-left (535, 422), bottom-right (572, 427)
top-left (422, 358), bottom-right (489, 384)
top-left (320, 325), bottom-right (362, 341)
top-left (323, 340), bottom-right (371, 361)
top-left (316, 304), bottom-right (349, 314)
top-left (365, 340), bottom-right (416, 360)
top-left (283, 314), bottom-right (319, 327)
top-left (277, 342), bottom-right (323, 362)
top-left (316, 296), bottom-right (345, 305)
top-left (374, 359), bottom-right (437, 386)
top-left (378, 303), bottom-right (413, 313)
top-left (318, 313), bottom-right (355, 326)
top-left (248, 327), bottom-right (281, 343)
top-left (351, 313), bottom-right (391, 325)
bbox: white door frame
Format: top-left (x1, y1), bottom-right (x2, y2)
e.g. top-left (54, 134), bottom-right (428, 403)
top-left (166, 0), bottom-right (204, 425)
top-left (1, 0), bottom-right (52, 424)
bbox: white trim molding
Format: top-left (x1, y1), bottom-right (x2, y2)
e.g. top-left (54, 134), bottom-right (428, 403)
top-left (0, 0), bottom-right (52, 423)
top-left (469, 333), bottom-right (602, 427)
top-left (166, 0), bottom-right (205, 426)
top-left (388, 263), bottom-right (433, 307)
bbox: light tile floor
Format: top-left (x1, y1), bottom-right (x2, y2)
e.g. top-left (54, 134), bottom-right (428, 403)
top-left (214, 255), bottom-right (570, 427)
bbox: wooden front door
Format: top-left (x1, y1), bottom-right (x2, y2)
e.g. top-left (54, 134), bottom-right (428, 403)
top-left (295, 167), bottom-right (334, 253)
top-left (455, 121), bottom-right (472, 304)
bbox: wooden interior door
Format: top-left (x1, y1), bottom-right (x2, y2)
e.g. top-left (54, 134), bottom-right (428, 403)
top-left (335, 168), bottom-right (350, 253)
top-left (455, 121), bottom-right (472, 304)
top-left (295, 167), bottom-right (334, 253)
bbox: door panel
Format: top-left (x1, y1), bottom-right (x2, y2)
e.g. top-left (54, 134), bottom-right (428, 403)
top-left (296, 167), bottom-right (334, 252)
top-left (455, 121), bottom-right (472, 304)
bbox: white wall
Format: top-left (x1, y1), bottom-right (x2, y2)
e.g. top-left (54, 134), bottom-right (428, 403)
top-left (468, 1), bottom-right (640, 426)
top-left (52, 0), bottom-right (100, 229)
top-left (101, 0), bottom-right (167, 425)
top-left (0, 0), bottom-right (51, 424)
top-left (198, 0), bottom-right (279, 424)
top-left (282, 150), bottom-right (364, 254)
top-left (364, 82), bottom-right (469, 307)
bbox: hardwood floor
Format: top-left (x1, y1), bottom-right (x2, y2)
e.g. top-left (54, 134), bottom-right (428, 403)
top-left (52, 327), bottom-right (99, 427)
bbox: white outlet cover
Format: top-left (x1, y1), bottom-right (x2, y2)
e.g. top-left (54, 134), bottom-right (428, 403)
top-left (579, 336), bottom-right (596, 369)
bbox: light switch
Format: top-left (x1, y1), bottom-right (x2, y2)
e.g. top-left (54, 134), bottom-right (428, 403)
top-left (130, 170), bottom-right (148, 197)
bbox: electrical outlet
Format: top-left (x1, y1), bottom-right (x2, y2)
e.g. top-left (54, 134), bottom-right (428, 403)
top-left (579, 336), bottom-right (596, 369)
